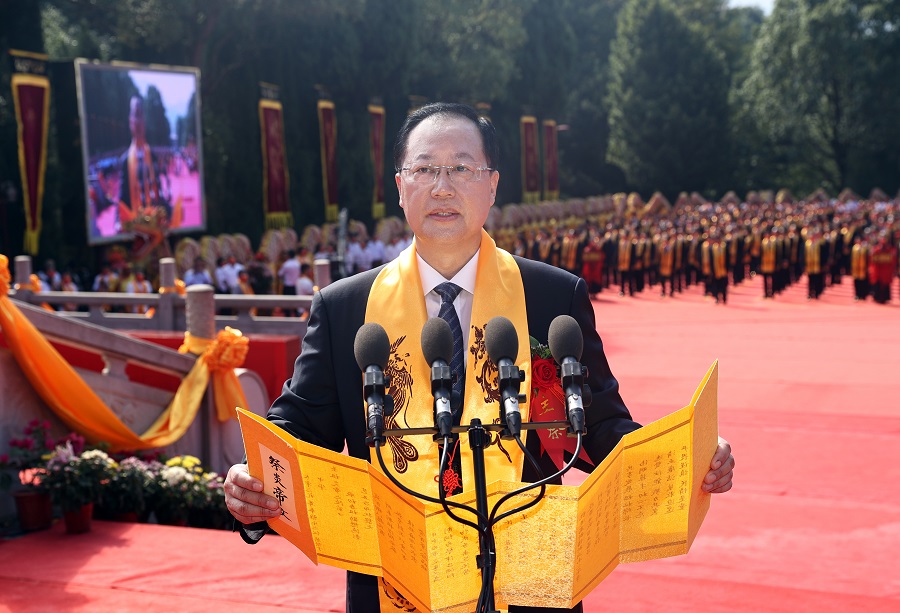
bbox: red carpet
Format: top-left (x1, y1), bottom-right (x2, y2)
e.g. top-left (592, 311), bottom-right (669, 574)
top-left (2, 274), bottom-right (899, 612)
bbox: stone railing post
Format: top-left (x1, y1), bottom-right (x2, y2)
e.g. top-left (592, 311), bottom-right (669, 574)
top-left (314, 258), bottom-right (331, 289)
top-left (185, 284), bottom-right (217, 340)
top-left (12, 255), bottom-right (35, 302)
top-left (157, 257), bottom-right (177, 331)
top-left (184, 283), bottom-right (217, 467)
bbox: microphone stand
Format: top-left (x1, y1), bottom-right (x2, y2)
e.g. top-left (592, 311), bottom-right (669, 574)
top-left (376, 418), bottom-right (583, 613)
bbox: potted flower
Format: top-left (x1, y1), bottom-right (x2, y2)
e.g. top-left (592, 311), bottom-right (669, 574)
top-left (149, 456), bottom-right (201, 526)
top-left (42, 443), bottom-right (116, 533)
top-left (99, 457), bottom-right (152, 522)
top-left (188, 470), bottom-right (230, 530)
top-left (0, 419), bottom-right (70, 532)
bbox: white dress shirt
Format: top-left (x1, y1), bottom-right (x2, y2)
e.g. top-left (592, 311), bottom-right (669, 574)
top-left (416, 248), bottom-right (480, 359)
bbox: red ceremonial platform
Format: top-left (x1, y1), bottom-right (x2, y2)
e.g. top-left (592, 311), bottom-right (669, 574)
top-left (1, 275), bottom-right (899, 612)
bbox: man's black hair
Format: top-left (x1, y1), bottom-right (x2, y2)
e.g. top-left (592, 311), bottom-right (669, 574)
top-left (392, 102), bottom-right (498, 172)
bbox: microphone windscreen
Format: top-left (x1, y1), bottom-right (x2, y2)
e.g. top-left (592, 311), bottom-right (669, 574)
top-left (421, 317), bottom-right (454, 365)
top-left (485, 316), bottom-right (519, 365)
top-left (548, 315), bottom-right (584, 362)
top-left (354, 322), bottom-right (391, 371)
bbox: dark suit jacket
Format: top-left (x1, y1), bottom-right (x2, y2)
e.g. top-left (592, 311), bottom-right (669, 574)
top-left (244, 255), bottom-right (641, 612)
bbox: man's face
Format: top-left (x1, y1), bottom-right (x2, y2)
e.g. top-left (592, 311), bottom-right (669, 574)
top-left (395, 115), bottom-right (498, 257)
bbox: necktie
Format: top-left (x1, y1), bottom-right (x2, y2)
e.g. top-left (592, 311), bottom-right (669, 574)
top-left (433, 282), bottom-right (465, 405)
top-left (433, 281), bottom-right (465, 495)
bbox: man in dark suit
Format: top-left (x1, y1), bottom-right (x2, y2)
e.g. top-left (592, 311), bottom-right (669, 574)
top-left (224, 103), bottom-right (735, 613)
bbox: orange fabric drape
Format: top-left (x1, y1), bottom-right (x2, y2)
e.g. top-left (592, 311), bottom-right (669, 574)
top-left (0, 255), bottom-right (248, 451)
top-left (178, 329), bottom-right (250, 422)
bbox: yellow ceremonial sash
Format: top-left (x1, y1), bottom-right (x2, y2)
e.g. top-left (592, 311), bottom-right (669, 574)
top-left (617, 240), bottom-right (631, 270)
top-left (659, 243), bottom-right (674, 276)
top-left (805, 240), bottom-right (821, 274)
top-left (761, 239), bottom-right (776, 273)
top-left (119, 142), bottom-right (158, 224)
top-left (561, 236), bottom-right (578, 270)
top-left (851, 245), bottom-right (868, 279)
top-left (712, 243), bottom-right (728, 279)
top-left (364, 229), bottom-right (531, 494)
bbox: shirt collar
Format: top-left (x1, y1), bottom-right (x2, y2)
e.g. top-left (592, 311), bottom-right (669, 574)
top-left (417, 249), bottom-right (480, 297)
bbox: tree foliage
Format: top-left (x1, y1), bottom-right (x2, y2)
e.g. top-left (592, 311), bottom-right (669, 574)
top-left (0, 0), bottom-right (898, 262)
top-left (739, 0), bottom-right (900, 194)
top-left (606, 0), bottom-right (730, 197)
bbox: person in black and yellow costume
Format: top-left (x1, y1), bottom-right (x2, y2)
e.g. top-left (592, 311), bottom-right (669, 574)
top-left (560, 226), bottom-right (584, 277)
top-left (805, 229), bottom-right (826, 300)
top-left (617, 229), bottom-right (635, 296)
top-left (850, 234), bottom-right (871, 301)
top-left (760, 228), bottom-right (779, 298)
top-left (223, 103), bottom-right (735, 613)
top-left (657, 231), bottom-right (677, 297)
top-left (704, 231), bottom-right (730, 304)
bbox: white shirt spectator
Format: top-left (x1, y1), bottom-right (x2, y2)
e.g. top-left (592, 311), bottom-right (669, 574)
top-left (278, 257), bottom-right (301, 292)
top-left (365, 239), bottom-right (385, 266)
top-left (184, 268), bottom-right (213, 286)
top-left (222, 261), bottom-right (244, 293)
top-left (296, 275), bottom-right (315, 296)
top-left (345, 240), bottom-right (365, 274)
top-left (215, 263), bottom-right (229, 293)
top-left (39, 269), bottom-right (62, 291)
top-left (383, 239), bottom-right (405, 263)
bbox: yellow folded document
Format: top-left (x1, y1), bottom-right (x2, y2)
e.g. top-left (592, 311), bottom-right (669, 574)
top-left (238, 361), bottom-right (719, 612)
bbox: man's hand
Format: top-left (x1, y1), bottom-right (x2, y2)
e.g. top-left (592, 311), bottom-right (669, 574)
top-left (224, 464), bottom-right (282, 524)
top-left (702, 436), bottom-right (734, 493)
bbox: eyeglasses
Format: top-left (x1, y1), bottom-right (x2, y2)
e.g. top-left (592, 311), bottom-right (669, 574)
top-left (399, 163), bottom-right (493, 184)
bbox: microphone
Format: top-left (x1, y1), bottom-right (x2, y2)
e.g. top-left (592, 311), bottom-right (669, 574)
top-left (354, 322), bottom-right (391, 447)
top-left (485, 316), bottom-right (525, 439)
top-left (548, 315), bottom-right (587, 435)
top-left (421, 317), bottom-right (455, 438)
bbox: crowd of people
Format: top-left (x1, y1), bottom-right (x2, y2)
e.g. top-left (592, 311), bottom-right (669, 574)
top-left (489, 189), bottom-right (900, 305)
top-left (28, 188), bottom-right (900, 312)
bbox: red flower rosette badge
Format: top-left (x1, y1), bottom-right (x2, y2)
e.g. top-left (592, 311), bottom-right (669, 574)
top-left (530, 337), bottom-right (593, 471)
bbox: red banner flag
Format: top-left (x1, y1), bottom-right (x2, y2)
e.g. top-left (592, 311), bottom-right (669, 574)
top-left (317, 100), bottom-right (339, 223)
top-left (10, 50), bottom-right (50, 255)
top-left (259, 83), bottom-right (292, 229)
top-left (542, 119), bottom-right (559, 201)
top-left (520, 116), bottom-right (540, 204)
top-left (368, 104), bottom-right (385, 220)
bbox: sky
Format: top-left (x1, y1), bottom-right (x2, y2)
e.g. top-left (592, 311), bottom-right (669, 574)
top-left (128, 69), bottom-right (197, 141)
top-left (729, 0), bottom-right (774, 13)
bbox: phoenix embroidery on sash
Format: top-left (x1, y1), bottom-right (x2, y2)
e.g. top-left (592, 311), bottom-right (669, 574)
top-left (471, 324), bottom-right (511, 462)
top-left (384, 335), bottom-right (418, 473)
top-left (471, 324), bottom-right (501, 404)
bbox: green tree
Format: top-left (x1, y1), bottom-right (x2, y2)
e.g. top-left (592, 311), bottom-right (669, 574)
top-left (557, 0), bottom-right (627, 196)
top-left (606, 0), bottom-right (730, 197)
top-left (410, 0), bottom-right (532, 102)
top-left (144, 85), bottom-right (171, 147)
top-left (739, 0), bottom-right (900, 194)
